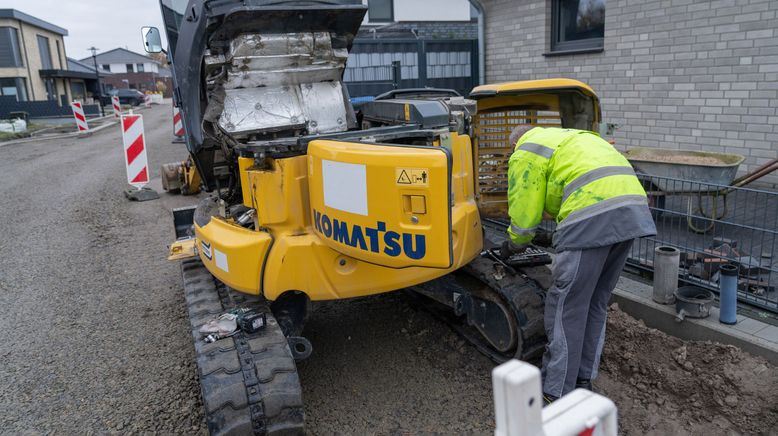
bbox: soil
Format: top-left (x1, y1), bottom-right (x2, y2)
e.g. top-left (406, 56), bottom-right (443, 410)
top-left (598, 304), bottom-right (778, 436)
top-left (628, 153), bottom-right (727, 166)
top-left (1, 103), bottom-right (776, 435)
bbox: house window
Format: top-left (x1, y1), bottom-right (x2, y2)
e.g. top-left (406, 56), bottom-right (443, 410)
top-left (137, 63), bottom-right (145, 72)
top-left (368, 0), bottom-right (393, 22)
top-left (0, 27), bottom-right (23, 67)
top-left (37, 35), bottom-right (53, 69)
top-left (44, 78), bottom-right (56, 100)
top-left (102, 64), bottom-right (110, 71)
top-left (126, 63), bottom-right (134, 72)
top-left (0, 77), bottom-right (27, 101)
top-left (551, 0), bottom-right (605, 53)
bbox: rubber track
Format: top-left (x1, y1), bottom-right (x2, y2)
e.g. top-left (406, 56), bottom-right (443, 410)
top-left (181, 259), bottom-right (304, 435)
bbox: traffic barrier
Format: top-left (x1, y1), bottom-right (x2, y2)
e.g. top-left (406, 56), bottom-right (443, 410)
top-left (172, 105), bottom-right (185, 142)
top-left (144, 95), bottom-right (152, 108)
top-left (121, 114), bottom-right (158, 201)
top-left (493, 360), bottom-right (618, 436)
top-left (70, 101), bottom-right (89, 132)
top-left (112, 96), bottom-right (121, 118)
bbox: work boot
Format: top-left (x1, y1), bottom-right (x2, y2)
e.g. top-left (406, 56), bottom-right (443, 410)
top-left (575, 378), bottom-right (593, 391)
top-left (542, 393), bottom-right (558, 407)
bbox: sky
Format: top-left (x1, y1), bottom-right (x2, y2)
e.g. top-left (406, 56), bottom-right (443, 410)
top-left (1, 0), bottom-right (169, 60)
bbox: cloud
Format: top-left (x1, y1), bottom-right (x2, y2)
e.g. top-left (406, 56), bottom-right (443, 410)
top-left (0, 0), bottom-right (168, 58)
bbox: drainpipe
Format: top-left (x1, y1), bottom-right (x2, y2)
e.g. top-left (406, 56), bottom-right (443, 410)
top-left (468, 0), bottom-right (485, 85)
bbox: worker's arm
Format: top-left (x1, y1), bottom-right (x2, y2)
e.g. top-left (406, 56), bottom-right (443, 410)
top-left (507, 148), bottom-right (549, 246)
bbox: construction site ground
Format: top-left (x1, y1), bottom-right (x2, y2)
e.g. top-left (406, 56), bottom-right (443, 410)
top-left (1, 103), bottom-right (776, 435)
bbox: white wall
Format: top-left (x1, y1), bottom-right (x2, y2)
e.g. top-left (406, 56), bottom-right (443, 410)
top-left (105, 62), bottom-right (159, 74)
top-left (361, 0), bottom-right (471, 24)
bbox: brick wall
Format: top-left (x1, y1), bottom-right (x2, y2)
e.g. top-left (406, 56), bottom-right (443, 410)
top-left (481, 0), bottom-right (778, 186)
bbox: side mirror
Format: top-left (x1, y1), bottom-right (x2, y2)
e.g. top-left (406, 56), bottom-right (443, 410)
top-left (142, 26), bottom-right (163, 53)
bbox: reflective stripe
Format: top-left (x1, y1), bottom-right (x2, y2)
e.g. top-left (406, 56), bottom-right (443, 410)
top-left (518, 142), bottom-right (555, 159)
top-left (558, 195), bottom-right (648, 229)
top-left (562, 166), bottom-right (637, 203)
top-left (510, 223), bottom-right (538, 235)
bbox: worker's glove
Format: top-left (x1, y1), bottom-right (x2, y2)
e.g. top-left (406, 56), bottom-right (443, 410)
top-left (500, 241), bottom-right (528, 260)
top-left (533, 231), bottom-right (553, 248)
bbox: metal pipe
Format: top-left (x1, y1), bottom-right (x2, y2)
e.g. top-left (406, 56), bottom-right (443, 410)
top-left (719, 264), bottom-right (738, 324)
top-left (468, 0), bottom-right (486, 85)
top-left (733, 160), bottom-right (778, 187)
top-left (653, 246), bottom-right (679, 304)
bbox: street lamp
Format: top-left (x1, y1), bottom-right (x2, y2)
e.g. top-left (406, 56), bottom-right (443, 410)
top-left (88, 46), bottom-right (105, 116)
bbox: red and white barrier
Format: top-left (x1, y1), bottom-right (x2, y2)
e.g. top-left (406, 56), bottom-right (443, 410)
top-left (493, 360), bottom-right (618, 436)
top-left (70, 101), bottom-right (89, 132)
top-left (112, 96), bottom-right (121, 118)
top-left (144, 95), bottom-right (152, 108)
top-left (173, 106), bottom-right (185, 138)
top-left (121, 114), bottom-right (150, 188)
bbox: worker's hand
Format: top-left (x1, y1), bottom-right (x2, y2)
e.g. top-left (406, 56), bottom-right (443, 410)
top-left (500, 241), bottom-right (528, 259)
top-left (533, 231), bottom-right (553, 248)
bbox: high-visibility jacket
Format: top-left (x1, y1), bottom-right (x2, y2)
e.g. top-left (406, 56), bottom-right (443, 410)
top-left (507, 127), bottom-right (656, 251)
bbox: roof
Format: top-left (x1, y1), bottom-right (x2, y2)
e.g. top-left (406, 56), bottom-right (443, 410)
top-left (469, 78), bottom-right (598, 99)
top-left (66, 58), bottom-right (113, 76)
top-left (0, 9), bottom-right (68, 35)
top-left (78, 47), bottom-right (158, 65)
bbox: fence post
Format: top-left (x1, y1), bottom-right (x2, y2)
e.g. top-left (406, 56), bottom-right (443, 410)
top-left (392, 60), bottom-right (402, 89)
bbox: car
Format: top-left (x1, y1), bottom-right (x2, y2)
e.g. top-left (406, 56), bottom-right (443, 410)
top-left (109, 89), bottom-right (147, 106)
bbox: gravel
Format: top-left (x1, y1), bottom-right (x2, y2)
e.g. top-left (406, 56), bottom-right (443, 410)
top-left (1, 103), bottom-right (775, 435)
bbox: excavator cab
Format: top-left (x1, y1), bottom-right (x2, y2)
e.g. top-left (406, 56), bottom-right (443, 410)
top-left (469, 79), bottom-right (601, 219)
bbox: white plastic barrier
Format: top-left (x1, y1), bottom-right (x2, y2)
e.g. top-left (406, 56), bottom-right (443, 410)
top-left (493, 360), bottom-right (618, 436)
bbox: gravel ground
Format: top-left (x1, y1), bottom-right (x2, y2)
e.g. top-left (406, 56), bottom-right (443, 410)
top-left (1, 103), bottom-right (775, 435)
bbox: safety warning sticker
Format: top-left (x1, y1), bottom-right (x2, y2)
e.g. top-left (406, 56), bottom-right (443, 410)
top-left (396, 168), bottom-right (429, 186)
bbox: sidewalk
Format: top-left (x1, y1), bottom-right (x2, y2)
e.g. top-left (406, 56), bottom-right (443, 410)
top-left (613, 273), bottom-right (778, 365)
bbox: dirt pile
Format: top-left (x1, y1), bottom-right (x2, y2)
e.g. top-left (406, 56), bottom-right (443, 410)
top-left (598, 304), bottom-right (778, 435)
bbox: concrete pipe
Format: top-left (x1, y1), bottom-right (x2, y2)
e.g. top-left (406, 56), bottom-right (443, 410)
top-left (653, 246), bottom-right (680, 304)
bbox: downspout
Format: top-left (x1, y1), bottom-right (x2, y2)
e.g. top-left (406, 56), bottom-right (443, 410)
top-left (468, 0), bottom-right (485, 85)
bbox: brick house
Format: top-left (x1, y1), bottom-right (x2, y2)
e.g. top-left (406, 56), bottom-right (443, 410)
top-left (81, 48), bottom-right (173, 96)
top-left (474, 0), bottom-right (778, 186)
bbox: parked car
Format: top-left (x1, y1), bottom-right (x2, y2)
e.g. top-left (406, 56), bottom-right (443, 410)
top-left (109, 89), bottom-right (147, 106)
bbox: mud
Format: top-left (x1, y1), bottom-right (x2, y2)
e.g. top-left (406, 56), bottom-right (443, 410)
top-left (598, 304), bottom-right (778, 436)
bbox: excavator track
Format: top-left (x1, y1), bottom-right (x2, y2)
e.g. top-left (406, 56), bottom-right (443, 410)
top-left (411, 221), bottom-right (551, 364)
top-left (181, 259), bottom-right (304, 435)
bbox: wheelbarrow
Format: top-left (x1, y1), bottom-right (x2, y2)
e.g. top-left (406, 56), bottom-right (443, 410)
top-left (624, 147), bottom-right (778, 233)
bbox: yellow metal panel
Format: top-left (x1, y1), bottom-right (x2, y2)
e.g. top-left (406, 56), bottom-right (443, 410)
top-left (307, 139), bottom-right (452, 268)
top-left (471, 78), bottom-right (597, 99)
top-left (167, 238), bottom-right (196, 260)
top-left (194, 218), bottom-right (271, 294)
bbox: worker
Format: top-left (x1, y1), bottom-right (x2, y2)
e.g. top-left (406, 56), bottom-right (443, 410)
top-left (502, 125), bottom-right (656, 405)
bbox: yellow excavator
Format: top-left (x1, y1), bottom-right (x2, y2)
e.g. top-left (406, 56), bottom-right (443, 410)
top-left (150, 1), bottom-right (601, 434)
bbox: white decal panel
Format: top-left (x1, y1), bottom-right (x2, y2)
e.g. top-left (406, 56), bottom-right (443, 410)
top-left (322, 159), bottom-right (368, 216)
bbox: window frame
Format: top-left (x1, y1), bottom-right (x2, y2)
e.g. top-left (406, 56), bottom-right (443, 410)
top-left (0, 77), bottom-right (27, 101)
top-left (126, 63), bottom-right (134, 73)
top-left (137, 63), bottom-right (145, 72)
top-left (368, 0), bottom-right (394, 23)
top-left (549, 0), bottom-right (605, 55)
top-left (102, 64), bottom-right (110, 71)
top-left (0, 27), bottom-right (24, 68)
top-left (37, 35), bottom-right (53, 70)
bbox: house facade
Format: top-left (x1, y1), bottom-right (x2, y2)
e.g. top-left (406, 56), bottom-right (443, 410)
top-left (83, 48), bottom-right (173, 96)
top-left (477, 0), bottom-right (778, 186)
top-left (0, 9), bottom-right (70, 104)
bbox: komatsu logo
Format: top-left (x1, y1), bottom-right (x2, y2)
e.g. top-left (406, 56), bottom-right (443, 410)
top-left (313, 209), bottom-right (426, 259)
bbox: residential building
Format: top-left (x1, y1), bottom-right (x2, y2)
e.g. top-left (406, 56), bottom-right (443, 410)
top-left (66, 57), bottom-right (113, 102)
top-left (0, 9), bottom-right (70, 104)
top-left (477, 0), bottom-right (778, 186)
top-left (82, 48), bottom-right (173, 96)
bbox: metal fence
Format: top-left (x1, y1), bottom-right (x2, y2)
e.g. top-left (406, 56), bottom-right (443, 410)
top-left (629, 174), bottom-right (778, 312)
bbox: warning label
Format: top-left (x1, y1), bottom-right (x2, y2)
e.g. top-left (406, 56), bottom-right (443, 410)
top-left (396, 168), bottom-right (429, 186)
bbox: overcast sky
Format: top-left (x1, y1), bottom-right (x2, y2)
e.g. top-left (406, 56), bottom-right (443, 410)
top-left (1, 0), bottom-right (169, 60)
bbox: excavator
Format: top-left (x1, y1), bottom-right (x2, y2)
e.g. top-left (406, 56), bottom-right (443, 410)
top-left (150, 0), bottom-right (601, 434)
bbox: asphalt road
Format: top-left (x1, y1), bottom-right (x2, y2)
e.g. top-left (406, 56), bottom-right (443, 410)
top-left (0, 103), bottom-right (497, 434)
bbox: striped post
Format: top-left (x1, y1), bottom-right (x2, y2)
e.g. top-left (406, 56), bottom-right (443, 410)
top-left (70, 101), bottom-right (89, 132)
top-left (121, 114), bottom-right (150, 188)
top-left (112, 95), bottom-right (121, 118)
top-left (172, 106), bottom-right (185, 141)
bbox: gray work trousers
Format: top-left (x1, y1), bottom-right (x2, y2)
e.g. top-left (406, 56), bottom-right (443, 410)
top-left (541, 240), bottom-right (633, 397)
